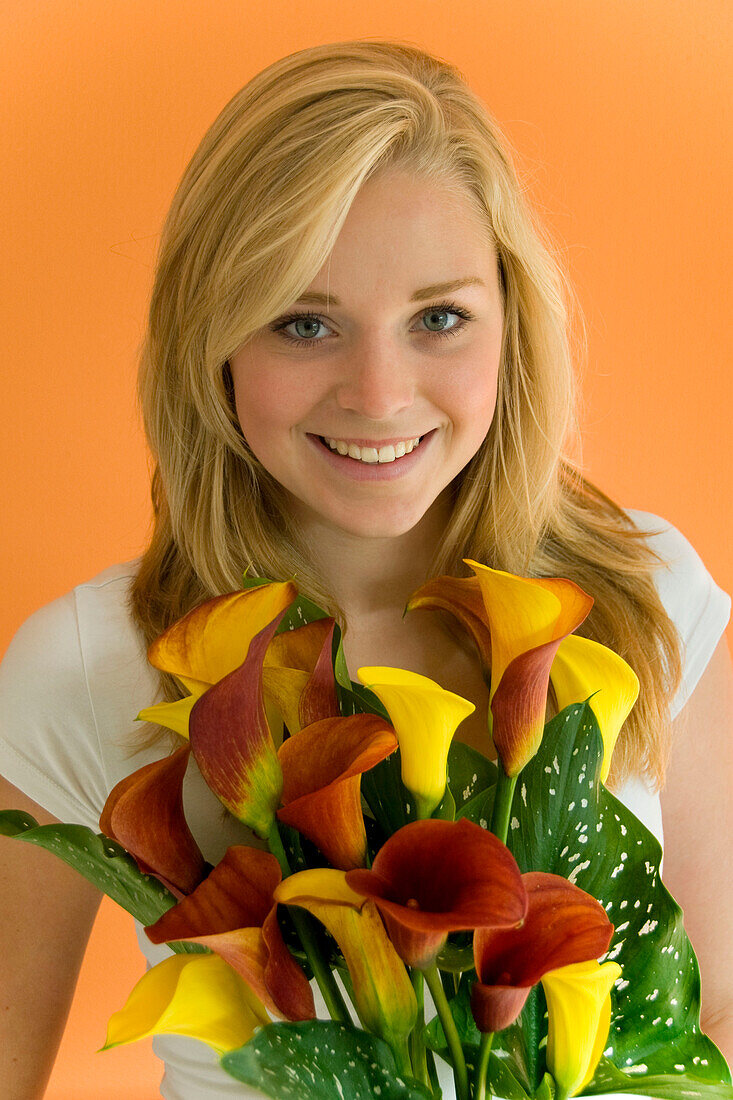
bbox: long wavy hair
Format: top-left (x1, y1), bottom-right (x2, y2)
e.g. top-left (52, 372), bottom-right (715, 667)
top-left (127, 37), bottom-right (683, 794)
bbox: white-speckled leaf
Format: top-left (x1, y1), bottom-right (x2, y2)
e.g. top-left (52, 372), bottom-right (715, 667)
top-left (221, 1019), bottom-right (433, 1098)
top-left (494, 702), bottom-right (732, 1095)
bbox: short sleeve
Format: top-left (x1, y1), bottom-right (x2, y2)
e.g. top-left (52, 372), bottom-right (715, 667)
top-left (0, 588), bottom-right (110, 831)
top-left (625, 509), bottom-right (732, 721)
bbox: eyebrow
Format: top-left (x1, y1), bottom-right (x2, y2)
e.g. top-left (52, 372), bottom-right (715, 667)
top-left (293, 277), bottom-right (486, 307)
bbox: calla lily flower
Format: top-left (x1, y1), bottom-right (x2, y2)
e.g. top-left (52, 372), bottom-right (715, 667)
top-left (137, 585), bottom-right (351, 840)
top-left (345, 818), bottom-right (527, 969)
top-left (276, 714), bottom-right (399, 869)
top-left (470, 872), bottom-right (614, 1032)
top-left (146, 582), bottom-right (298, 690)
top-left (134, 580), bottom-right (301, 741)
top-left (138, 599), bottom-right (339, 746)
top-left (263, 616), bottom-right (341, 734)
top-left (550, 633), bottom-right (640, 784)
top-left (187, 607), bottom-right (294, 838)
top-left (135, 589), bottom-right (398, 864)
top-left (355, 667), bottom-right (476, 819)
top-left (274, 867), bottom-right (417, 1051)
top-left (540, 958), bottom-right (623, 1098)
top-left (99, 743), bottom-right (207, 898)
top-left (101, 951), bottom-right (270, 1055)
top-left (405, 563), bottom-right (594, 777)
top-left (144, 845), bottom-right (315, 1021)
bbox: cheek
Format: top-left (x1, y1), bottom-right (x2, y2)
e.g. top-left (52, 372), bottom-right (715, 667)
top-left (230, 363), bottom-right (302, 443)
top-left (441, 353), bottom-right (500, 437)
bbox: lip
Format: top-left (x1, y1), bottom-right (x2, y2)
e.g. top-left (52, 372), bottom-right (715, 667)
top-left (305, 428), bottom-right (438, 481)
top-left (316, 435), bottom-right (424, 448)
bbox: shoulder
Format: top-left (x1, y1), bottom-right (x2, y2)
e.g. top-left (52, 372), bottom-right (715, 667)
top-left (0, 558), bottom-right (147, 828)
top-left (1, 558), bottom-right (144, 691)
top-left (622, 507), bottom-right (731, 720)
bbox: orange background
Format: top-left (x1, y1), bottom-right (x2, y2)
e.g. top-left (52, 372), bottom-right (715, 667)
top-left (1, 2), bottom-right (731, 1097)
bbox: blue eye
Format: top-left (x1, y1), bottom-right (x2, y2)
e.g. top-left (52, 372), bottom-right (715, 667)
top-left (269, 301), bottom-right (475, 349)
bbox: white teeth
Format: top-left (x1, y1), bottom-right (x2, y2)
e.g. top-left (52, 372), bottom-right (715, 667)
top-left (325, 436), bottom-right (422, 463)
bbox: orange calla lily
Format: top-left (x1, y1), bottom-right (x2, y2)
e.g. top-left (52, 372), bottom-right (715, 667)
top-left (276, 714), bottom-right (399, 869)
top-left (146, 582), bottom-right (298, 690)
top-left (346, 818), bottom-right (527, 969)
top-left (263, 616), bottom-right (341, 733)
top-left (470, 872), bottom-right (614, 1032)
top-left (135, 588), bottom-right (399, 865)
top-left (187, 607), bottom-right (294, 837)
top-left (274, 867), bottom-right (417, 1053)
top-left (139, 600), bottom-right (340, 746)
top-left (145, 845), bottom-right (315, 1022)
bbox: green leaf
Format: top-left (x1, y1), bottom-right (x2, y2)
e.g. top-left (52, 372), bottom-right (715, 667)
top-left (583, 1056), bottom-right (733, 1097)
top-left (0, 810), bottom-right (206, 954)
top-left (221, 1019), bottom-right (433, 1099)
top-left (489, 701), bottom-right (732, 1091)
top-left (361, 747), bottom-right (418, 841)
top-left (446, 739), bottom-right (497, 815)
top-left (423, 975), bottom-right (481, 1051)
top-left (533, 1074), bottom-right (555, 1099)
top-left (240, 570), bottom-right (276, 590)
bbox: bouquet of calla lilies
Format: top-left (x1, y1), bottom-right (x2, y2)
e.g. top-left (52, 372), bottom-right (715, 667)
top-left (2, 561), bottom-right (733, 1100)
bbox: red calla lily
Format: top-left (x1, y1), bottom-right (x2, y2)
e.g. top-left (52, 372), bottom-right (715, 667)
top-left (470, 871), bottom-right (614, 1032)
top-left (99, 743), bottom-right (207, 898)
top-left (346, 818), bottom-right (527, 969)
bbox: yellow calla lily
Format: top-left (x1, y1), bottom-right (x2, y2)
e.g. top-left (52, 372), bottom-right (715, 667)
top-left (550, 634), bottom-right (640, 784)
top-left (540, 958), bottom-right (623, 1098)
top-left (355, 667), bottom-right (476, 819)
top-left (274, 868), bottom-right (417, 1050)
top-left (100, 952), bottom-right (270, 1055)
top-left (136, 693), bottom-right (202, 740)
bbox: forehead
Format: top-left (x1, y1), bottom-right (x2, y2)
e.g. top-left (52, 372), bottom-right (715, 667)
top-left (303, 172), bottom-right (499, 304)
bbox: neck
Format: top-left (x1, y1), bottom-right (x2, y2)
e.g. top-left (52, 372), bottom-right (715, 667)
top-left (291, 489), bottom-right (454, 627)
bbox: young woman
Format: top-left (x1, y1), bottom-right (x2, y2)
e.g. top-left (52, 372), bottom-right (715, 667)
top-left (1, 38), bottom-right (731, 1100)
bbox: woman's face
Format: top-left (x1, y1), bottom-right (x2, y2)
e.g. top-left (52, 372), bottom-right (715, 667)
top-left (228, 169), bottom-right (505, 540)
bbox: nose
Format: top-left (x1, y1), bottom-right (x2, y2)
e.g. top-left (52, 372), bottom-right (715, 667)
top-left (334, 337), bottom-right (415, 422)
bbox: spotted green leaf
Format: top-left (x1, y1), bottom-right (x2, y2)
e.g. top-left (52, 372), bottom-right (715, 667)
top-left (221, 1018), bottom-right (433, 1098)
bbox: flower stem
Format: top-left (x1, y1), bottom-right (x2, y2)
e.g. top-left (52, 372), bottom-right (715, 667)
top-left (473, 1031), bottom-right (494, 1100)
top-left (489, 769), bottom-right (518, 845)
top-left (391, 1035), bottom-right (413, 1080)
top-left (409, 968), bottom-right (429, 1087)
top-left (266, 819), bottom-right (353, 1024)
top-left (422, 962), bottom-right (469, 1100)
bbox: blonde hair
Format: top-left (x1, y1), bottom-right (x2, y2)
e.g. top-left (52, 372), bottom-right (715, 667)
top-left (128, 37), bottom-right (683, 794)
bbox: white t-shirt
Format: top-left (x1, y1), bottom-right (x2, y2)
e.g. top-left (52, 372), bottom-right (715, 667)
top-left (0, 508), bottom-right (729, 1100)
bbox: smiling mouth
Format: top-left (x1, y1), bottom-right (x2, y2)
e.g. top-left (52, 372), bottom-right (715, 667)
top-left (315, 434), bottom-right (424, 462)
